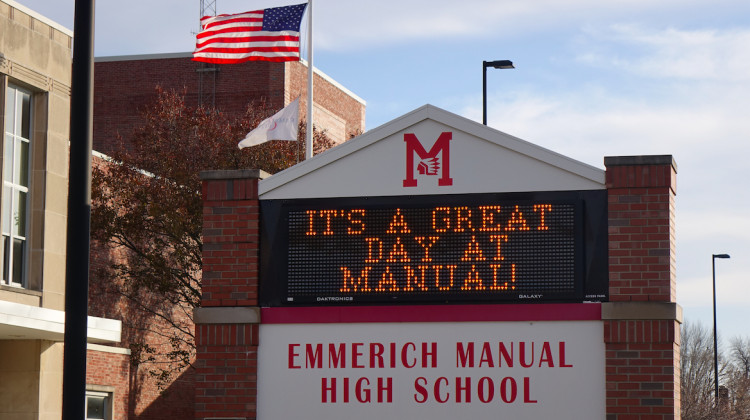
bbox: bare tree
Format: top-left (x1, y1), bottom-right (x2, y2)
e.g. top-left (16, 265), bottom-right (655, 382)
top-left (681, 321), bottom-right (717, 420)
top-left (724, 337), bottom-right (750, 418)
top-left (731, 337), bottom-right (750, 379)
top-left (681, 321), bottom-right (750, 420)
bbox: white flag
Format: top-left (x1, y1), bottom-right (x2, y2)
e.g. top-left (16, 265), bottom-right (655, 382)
top-left (238, 98), bottom-right (300, 149)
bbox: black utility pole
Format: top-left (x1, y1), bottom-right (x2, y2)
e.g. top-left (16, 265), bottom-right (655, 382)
top-left (712, 253), bottom-right (730, 415)
top-left (62, 1), bottom-right (95, 419)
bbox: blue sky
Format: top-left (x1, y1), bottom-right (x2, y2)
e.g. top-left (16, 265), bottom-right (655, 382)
top-left (19, 0), bottom-right (750, 343)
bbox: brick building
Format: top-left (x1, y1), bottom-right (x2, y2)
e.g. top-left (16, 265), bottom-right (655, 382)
top-left (93, 52), bottom-right (366, 155)
top-left (88, 32), bottom-right (367, 420)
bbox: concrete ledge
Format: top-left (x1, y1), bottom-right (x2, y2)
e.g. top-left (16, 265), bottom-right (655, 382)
top-left (200, 169), bottom-right (270, 181)
top-left (0, 284), bottom-right (42, 297)
top-left (601, 302), bottom-right (682, 322)
top-left (194, 306), bottom-right (261, 324)
top-left (87, 343), bottom-right (131, 355)
top-left (0, 300), bottom-right (121, 343)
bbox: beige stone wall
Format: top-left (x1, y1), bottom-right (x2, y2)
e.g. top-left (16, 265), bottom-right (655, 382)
top-left (0, 2), bottom-right (72, 419)
top-left (286, 60), bottom-right (367, 140)
top-left (0, 1), bottom-right (73, 84)
top-left (0, 0), bottom-right (72, 310)
top-left (0, 340), bottom-right (64, 420)
top-left (38, 341), bottom-right (64, 420)
top-left (0, 340), bottom-right (41, 420)
top-left (313, 104), bottom-right (347, 144)
top-left (0, 340), bottom-right (39, 419)
top-left (0, 287), bottom-right (40, 305)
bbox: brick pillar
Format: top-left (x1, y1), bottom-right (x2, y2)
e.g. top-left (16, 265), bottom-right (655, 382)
top-left (194, 169), bottom-right (268, 420)
top-left (603, 156), bottom-right (682, 419)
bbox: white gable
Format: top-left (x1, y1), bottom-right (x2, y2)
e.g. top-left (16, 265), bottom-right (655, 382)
top-left (259, 105), bottom-right (604, 199)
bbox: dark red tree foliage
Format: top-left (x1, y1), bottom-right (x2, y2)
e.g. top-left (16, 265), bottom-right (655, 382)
top-left (90, 87), bottom-right (334, 388)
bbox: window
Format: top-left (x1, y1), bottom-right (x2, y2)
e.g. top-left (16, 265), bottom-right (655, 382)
top-left (2, 84), bottom-right (32, 287)
top-left (85, 390), bottom-right (112, 420)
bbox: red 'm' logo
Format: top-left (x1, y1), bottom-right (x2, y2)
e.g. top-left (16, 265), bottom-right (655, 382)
top-left (403, 132), bottom-right (453, 187)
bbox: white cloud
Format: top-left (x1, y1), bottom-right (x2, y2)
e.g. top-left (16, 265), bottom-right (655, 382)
top-left (679, 211), bottom-right (750, 243)
top-left (680, 267), bottom-right (746, 308)
top-left (576, 24), bottom-right (750, 81)
top-left (462, 25), bottom-right (750, 167)
top-left (476, 85), bottom-right (750, 171)
top-left (309, 0), bottom-right (740, 50)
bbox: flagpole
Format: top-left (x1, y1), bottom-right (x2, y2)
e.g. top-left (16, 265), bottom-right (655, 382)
top-left (306, 0), bottom-right (313, 159)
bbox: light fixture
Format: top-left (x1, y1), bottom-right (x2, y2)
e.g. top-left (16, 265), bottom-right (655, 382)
top-left (482, 60), bottom-right (515, 125)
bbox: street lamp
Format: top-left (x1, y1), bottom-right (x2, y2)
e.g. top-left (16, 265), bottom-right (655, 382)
top-left (482, 60), bottom-right (514, 125)
top-left (712, 253), bottom-right (730, 411)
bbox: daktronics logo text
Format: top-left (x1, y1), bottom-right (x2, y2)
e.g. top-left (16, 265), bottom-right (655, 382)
top-left (403, 132), bottom-right (453, 187)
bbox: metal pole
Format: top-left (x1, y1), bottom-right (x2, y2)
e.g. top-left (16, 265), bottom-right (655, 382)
top-left (482, 61), bottom-right (487, 125)
top-left (713, 255), bottom-right (719, 411)
top-left (305, 0), bottom-right (313, 159)
top-left (712, 253), bottom-right (730, 415)
top-left (62, 0), bottom-right (95, 419)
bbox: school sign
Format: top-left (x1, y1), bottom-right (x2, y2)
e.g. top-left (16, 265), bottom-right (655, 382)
top-left (194, 105), bottom-right (682, 420)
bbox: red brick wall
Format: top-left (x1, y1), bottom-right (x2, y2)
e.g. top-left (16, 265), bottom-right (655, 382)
top-left (606, 158), bottom-right (677, 302)
top-left (200, 172), bottom-right (262, 308)
top-left (134, 369), bottom-right (196, 420)
top-left (194, 324), bottom-right (260, 419)
top-left (604, 320), bottom-right (680, 419)
top-left (195, 170), bottom-right (264, 420)
top-left (94, 56), bottom-right (280, 155)
top-left (86, 348), bottom-right (130, 420)
top-left (604, 155), bottom-right (680, 419)
top-left (93, 56), bottom-right (364, 156)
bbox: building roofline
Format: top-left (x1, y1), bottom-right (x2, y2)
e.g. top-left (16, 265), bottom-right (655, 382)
top-left (95, 52), bottom-right (194, 62)
top-left (298, 58), bottom-right (366, 105)
top-left (3, 0), bottom-right (73, 37)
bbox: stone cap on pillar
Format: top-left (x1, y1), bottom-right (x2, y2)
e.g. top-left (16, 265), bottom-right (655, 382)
top-left (200, 169), bottom-right (271, 202)
top-left (604, 155), bottom-right (677, 172)
top-left (604, 155), bottom-right (677, 191)
top-left (199, 168), bottom-right (271, 181)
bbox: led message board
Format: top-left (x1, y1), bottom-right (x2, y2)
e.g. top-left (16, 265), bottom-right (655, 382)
top-left (260, 191), bottom-right (607, 306)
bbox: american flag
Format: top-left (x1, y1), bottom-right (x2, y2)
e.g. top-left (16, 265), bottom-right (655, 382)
top-left (193, 3), bottom-right (307, 64)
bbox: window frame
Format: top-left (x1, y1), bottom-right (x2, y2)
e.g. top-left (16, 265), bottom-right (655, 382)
top-left (85, 389), bottom-right (114, 420)
top-left (2, 82), bottom-right (33, 288)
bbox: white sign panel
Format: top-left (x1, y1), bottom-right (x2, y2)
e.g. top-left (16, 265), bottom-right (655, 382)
top-left (259, 108), bottom-right (606, 200)
top-left (258, 320), bottom-right (604, 419)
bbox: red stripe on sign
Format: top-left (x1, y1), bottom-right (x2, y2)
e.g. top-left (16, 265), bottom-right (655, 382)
top-left (261, 303), bottom-right (602, 324)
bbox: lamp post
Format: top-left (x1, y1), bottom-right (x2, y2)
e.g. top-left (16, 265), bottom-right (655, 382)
top-left (482, 60), bottom-right (514, 125)
top-left (712, 253), bottom-right (730, 411)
